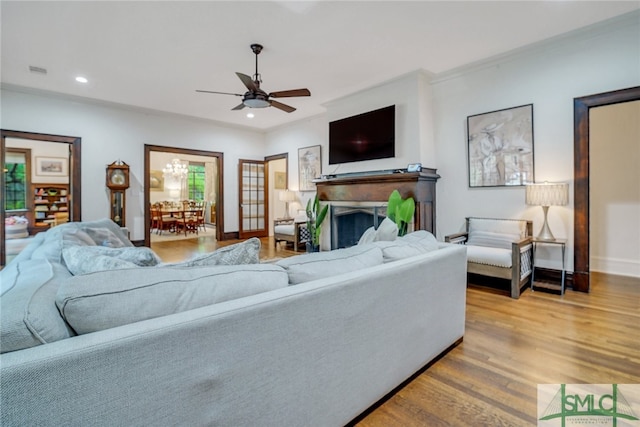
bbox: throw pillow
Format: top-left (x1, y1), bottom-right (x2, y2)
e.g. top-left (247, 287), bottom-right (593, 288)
top-left (369, 230), bottom-right (438, 262)
top-left (160, 237), bottom-right (260, 267)
top-left (62, 246), bottom-right (162, 275)
top-left (56, 264), bottom-right (289, 334)
top-left (357, 217), bottom-right (398, 245)
top-left (1, 260), bottom-right (75, 353)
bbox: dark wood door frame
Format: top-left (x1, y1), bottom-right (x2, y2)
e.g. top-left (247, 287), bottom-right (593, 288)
top-left (144, 144), bottom-right (224, 247)
top-left (573, 86), bottom-right (640, 292)
top-left (1, 129), bottom-right (81, 266)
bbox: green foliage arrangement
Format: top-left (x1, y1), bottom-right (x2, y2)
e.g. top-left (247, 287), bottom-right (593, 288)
top-left (306, 193), bottom-right (329, 248)
top-left (387, 190), bottom-right (415, 237)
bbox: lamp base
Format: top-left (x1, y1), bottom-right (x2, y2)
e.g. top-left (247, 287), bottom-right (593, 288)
top-left (536, 205), bottom-right (556, 241)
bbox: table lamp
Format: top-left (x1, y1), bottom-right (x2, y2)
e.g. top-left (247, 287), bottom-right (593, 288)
top-left (279, 190), bottom-right (296, 219)
top-left (525, 182), bottom-right (569, 241)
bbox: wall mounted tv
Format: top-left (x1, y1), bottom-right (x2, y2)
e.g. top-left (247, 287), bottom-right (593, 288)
top-left (329, 105), bottom-right (395, 165)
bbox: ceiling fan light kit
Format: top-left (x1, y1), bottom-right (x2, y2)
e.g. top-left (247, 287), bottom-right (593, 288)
top-left (197, 43), bottom-right (310, 113)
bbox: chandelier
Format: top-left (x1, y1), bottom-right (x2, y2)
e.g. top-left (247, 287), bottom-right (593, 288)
top-left (162, 158), bottom-right (189, 180)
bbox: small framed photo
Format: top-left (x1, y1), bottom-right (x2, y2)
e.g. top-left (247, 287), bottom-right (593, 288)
top-left (35, 157), bottom-right (68, 176)
top-left (298, 145), bottom-right (321, 192)
top-left (274, 171), bottom-right (287, 190)
top-left (467, 104), bottom-right (534, 187)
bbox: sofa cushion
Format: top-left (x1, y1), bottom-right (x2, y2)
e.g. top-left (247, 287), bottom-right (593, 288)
top-left (276, 245), bottom-right (384, 285)
top-left (56, 264), bottom-right (289, 334)
top-left (62, 245), bottom-right (162, 275)
top-left (1, 260), bottom-right (75, 353)
top-left (160, 237), bottom-right (260, 267)
top-left (371, 230), bottom-right (439, 262)
top-left (466, 245), bottom-right (512, 268)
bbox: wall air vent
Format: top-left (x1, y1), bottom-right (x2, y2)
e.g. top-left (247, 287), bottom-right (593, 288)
top-left (29, 65), bottom-right (48, 75)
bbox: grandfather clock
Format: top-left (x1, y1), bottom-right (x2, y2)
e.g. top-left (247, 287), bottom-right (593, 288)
top-left (106, 160), bottom-right (130, 227)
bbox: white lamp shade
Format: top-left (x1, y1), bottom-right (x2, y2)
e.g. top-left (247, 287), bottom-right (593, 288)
top-left (525, 182), bottom-right (568, 207)
top-left (279, 190), bottom-right (296, 202)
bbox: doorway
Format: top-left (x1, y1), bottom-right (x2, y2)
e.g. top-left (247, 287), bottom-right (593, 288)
top-left (144, 145), bottom-right (223, 248)
top-left (573, 86), bottom-right (640, 292)
top-left (1, 130), bottom-right (81, 266)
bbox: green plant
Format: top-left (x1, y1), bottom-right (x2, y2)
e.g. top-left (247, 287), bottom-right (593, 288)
top-left (306, 193), bottom-right (329, 247)
top-left (387, 190), bottom-right (415, 236)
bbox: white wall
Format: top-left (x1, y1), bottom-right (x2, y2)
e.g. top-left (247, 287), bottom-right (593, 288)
top-left (1, 88), bottom-right (266, 240)
top-left (264, 12), bottom-right (640, 274)
top-left (590, 101), bottom-right (640, 277)
top-left (431, 13), bottom-right (640, 273)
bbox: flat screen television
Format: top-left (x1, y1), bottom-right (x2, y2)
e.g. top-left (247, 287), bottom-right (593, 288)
top-left (329, 105), bottom-right (395, 165)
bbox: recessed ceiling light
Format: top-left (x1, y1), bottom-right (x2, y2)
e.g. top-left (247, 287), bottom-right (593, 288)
top-left (246, 113), bottom-right (255, 118)
top-left (75, 76), bottom-right (88, 83)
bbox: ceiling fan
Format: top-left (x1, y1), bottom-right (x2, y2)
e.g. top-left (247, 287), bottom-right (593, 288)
top-left (196, 44), bottom-right (311, 113)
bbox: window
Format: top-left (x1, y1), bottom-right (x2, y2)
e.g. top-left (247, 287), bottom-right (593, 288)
top-left (4, 149), bottom-right (30, 211)
top-left (187, 163), bottom-right (205, 200)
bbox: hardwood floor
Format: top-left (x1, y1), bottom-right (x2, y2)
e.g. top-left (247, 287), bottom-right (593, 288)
top-left (152, 236), bottom-right (640, 426)
top-left (151, 234), bottom-right (300, 263)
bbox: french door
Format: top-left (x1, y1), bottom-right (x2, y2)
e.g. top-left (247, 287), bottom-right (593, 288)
top-left (238, 159), bottom-right (268, 239)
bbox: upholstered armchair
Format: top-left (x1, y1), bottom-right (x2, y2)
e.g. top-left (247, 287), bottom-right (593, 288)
top-left (274, 214), bottom-right (309, 252)
top-left (445, 217), bottom-right (533, 299)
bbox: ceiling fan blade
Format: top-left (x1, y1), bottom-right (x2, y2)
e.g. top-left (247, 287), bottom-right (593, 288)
top-left (269, 100), bottom-right (296, 113)
top-left (196, 90), bottom-right (243, 96)
top-left (232, 103), bottom-right (246, 111)
top-left (269, 88), bottom-right (311, 98)
top-left (236, 72), bottom-right (258, 92)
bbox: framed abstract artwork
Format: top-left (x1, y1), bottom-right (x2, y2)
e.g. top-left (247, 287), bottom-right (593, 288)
top-left (467, 104), bottom-right (535, 187)
top-left (298, 145), bottom-right (321, 192)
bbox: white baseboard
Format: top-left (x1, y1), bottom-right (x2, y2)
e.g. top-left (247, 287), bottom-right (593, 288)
top-left (590, 256), bottom-right (640, 278)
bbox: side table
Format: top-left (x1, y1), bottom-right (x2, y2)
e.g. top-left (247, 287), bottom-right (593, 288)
top-left (531, 238), bottom-right (567, 295)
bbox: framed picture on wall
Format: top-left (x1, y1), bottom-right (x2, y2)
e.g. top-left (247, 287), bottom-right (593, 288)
top-left (274, 171), bottom-right (287, 190)
top-left (298, 145), bottom-right (321, 192)
top-left (35, 157), bottom-right (68, 176)
top-left (467, 104), bottom-right (535, 187)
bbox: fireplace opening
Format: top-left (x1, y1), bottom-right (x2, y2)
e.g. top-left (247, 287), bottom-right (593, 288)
top-left (331, 205), bottom-right (387, 249)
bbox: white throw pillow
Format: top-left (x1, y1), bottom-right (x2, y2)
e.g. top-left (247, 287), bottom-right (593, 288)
top-left (160, 237), bottom-right (260, 267)
top-left (62, 246), bottom-right (162, 275)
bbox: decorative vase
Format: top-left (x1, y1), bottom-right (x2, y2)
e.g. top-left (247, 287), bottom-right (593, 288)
top-left (306, 242), bottom-right (320, 253)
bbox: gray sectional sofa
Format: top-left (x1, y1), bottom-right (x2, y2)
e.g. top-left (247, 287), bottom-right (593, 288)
top-left (0, 219), bottom-right (467, 426)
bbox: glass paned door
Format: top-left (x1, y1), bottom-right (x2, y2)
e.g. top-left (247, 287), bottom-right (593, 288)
top-left (238, 159), bottom-right (268, 239)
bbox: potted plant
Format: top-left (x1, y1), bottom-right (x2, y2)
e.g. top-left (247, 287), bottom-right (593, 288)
top-left (305, 193), bottom-right (328, 252)
top-left (387, 190), bottom-right (415, 237)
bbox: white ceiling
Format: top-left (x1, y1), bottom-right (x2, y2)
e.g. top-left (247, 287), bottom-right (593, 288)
top-left (2, 1), bottom-right (638, 131)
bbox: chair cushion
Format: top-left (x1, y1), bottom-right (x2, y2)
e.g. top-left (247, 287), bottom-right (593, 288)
top-left (274, 224), bottom-right (296, 235)
top-left (56, 264), bottom-right (289, 334)
top-left (466, 245), bottom-right (512, 268)
top-left (467, 218), bottom-right (526, 250)
top-left (468, 218), bottom-right (526, 237)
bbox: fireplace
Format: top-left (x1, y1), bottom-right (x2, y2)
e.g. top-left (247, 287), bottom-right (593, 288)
top-left (331, 204), bottom-right (387, 249)
top-left (315, 169), bottom-right (440, 250)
